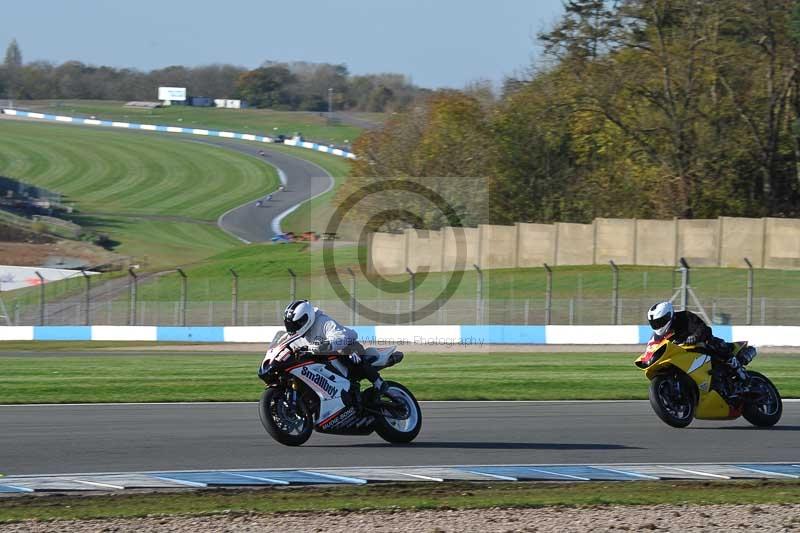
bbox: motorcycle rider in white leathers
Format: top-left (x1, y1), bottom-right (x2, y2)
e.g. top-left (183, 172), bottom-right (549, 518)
top-left (283, 300), bottom-right (386, 398)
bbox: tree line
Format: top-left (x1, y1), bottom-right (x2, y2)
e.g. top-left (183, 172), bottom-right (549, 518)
top-left (0, 39), bottom-right (426, 112)
top-left (346, 0), bottom-right (800, 228)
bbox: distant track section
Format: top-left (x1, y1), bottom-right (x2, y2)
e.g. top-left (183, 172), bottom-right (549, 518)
top-left (1, 108), bottom-right (356, 159)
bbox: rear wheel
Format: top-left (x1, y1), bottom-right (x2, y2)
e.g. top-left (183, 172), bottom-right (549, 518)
top-left (742, 371), bottom-right (782, 427)
top-left (258, 386), bottom-right (313, 446)
top-left (649, 372), bottom-right (696, 428)
top-left (373, 381), bottom-right (422, 444)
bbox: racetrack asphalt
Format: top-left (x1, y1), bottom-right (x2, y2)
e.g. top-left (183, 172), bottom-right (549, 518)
top-left (199, 138), bottom-right (333, 243)
top-left (1, 401), bottom-right (797, 476)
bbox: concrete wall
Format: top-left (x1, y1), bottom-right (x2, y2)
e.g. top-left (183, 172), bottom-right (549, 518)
top-left (517, 223), bottom-right (556, 266)
top-left (441, 226), bottom-right (479, 272)
top-left (555, 222), bottom-right (594, 265)
top-left (764, 218), bottom-right (800, 269)
top-left (369, 232), bottom-right (407, 276)
top-left (369, 216), bottom-right (800, 274)
top-left (407, 229), bottom-right (443, 273)
top-left (677, 219), bottom-right (719, 267)
top-left (634, 219), bottom-right (677, 266)
top-left (595, 218), bottom-right (636, 265)
top-left (720, 217), bottom-right (765, 268)
top-left (478, 224), bottom-right (517, 269)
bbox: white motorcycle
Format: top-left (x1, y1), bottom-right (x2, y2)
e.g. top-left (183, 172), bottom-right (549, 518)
top-left (256, 330), bottom-right (422, 446)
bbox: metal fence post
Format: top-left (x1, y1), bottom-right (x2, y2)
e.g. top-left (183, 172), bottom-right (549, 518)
top-left (473, 264), bottom-right (483, 325)
top-left (288, 268), bottom-right (296, 302)
top-left (230, 269), bottom-right (239, 326)
top-left (406, 268), bottom-right (416, 325)
top-left (544, 263), bottom-right (553, 325)
top-left (81, 269), bottom-right (91, 326)
top-left (128, 268), bottom-right (138, 326)
top-left (609, 260), bottom-right (619, 325)
top-left (744, 257), bottom-right (754, 325)
top-left (346, 268), bottom-right (357, 326)
top-left (679, 257), bottom-right (690, 310)
top-left (177, 268), bottom-right (187, 327)
top-left (36, 271), bottom-right (45, 325)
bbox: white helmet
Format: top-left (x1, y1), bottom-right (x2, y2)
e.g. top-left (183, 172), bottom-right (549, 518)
top-left (283, 300), bottom-right (316, 336)
top-left (647, 301), bottom-right (674, 336)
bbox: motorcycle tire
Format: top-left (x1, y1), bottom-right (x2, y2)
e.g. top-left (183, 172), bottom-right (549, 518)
top-left (373, 381), bottom-right (422, 444)
top-left (258, 386), bottom-right (313, 446)
top-left (649, 373), bottom-right (696, 428)
top-left (742, 371), bottom-right (782, 427)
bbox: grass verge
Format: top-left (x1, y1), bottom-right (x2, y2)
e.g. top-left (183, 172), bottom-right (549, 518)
top-left (1, 481), bottom-right (799, 523)
top-left (24, 100), bottom-right (367, 145)
top-left (0, 351), bottom-right (796, 403)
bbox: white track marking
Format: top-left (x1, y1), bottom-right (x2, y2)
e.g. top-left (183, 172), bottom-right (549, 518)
top-left (591, 466), bottom-right (659, 480)
top-left (227, 473), bottom-right (289, 485)
top-left (463, 470), bottom-right (518, 481)
top-left (396, 472), bottom-right (445, 482)
top-left (71, 479), bottom-right (125, 490)
top-left (736, 466), bottom-right (799, 478)
top-left (523, 467), bottom-right (589, 481)
top-left (660, 466), bottom-right (730, 479)
top-left (151, 476), bottom-right (207, 488)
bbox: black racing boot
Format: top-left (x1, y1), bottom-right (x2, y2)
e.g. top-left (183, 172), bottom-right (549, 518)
top-left (726, 356), bottom-right (749, 392)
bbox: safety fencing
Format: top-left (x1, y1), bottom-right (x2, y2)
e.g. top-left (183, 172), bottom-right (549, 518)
top-left (1, 109), bottom-right (356, 159)
top-left (1, 324), bottom-right (799, 346)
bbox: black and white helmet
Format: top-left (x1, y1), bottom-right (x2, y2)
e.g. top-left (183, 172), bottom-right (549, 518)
top-left (647, 301), bottom-right (674, 336)
top-left (283, 300), bottom-right (316, 335)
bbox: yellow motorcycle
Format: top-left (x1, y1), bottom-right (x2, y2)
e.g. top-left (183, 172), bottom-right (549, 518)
top-left (635, 335), bottom-right (782, 428)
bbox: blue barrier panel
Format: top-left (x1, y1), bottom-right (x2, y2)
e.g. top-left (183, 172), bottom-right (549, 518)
top-left (638, 326), bottom-right (653, 343)
top-left (156, 327), bottom-right (225, 342)
top-left (33, 326), bottom-right (92, 341)
top-left (350, 326), bottom-right (376, 341)
top-left (460, 325), bottom-right (546, 344)
top-left (715, 325), bottom-right (733, 342)
top-left (639, 325), bottom-right (732, 343)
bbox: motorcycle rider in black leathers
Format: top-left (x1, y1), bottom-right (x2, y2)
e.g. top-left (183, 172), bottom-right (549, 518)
top-left (647, 301), bottom-right (755, 381)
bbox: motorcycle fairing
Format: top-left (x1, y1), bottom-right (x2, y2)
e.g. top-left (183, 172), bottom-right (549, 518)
top-left (288, 361), bottom-right (352, 426)
top-left (636, 337), bottom-right (744, 419)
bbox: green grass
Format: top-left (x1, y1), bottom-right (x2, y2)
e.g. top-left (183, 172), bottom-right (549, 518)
top-left (1, 481), bottom-right (799, 523)
top-left (0, 120), bottom-right (284, 267)
top-left (25, 100), bottom-right (366, 145)
top-left (0, 351), bottom-right (796, 404)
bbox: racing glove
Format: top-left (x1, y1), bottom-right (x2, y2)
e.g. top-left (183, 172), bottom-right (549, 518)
top-left (309, 341), bottom-right (332, 355)
top-left (348, 352), bottom-right (362, 365)
top-left (684, 335), bottom-right (698, 345)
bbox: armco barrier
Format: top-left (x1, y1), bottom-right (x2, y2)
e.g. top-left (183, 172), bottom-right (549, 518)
top-left (2, 325), bottom-right (799, 346)
top-left (2, 109), bottom-right (356, 159)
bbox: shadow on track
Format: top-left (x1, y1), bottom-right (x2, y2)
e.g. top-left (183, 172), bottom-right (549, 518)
top-left (308, 442), bottom-right (640, 450)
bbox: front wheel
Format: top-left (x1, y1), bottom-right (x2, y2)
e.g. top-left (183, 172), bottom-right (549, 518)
top-left (373, 381), bottom-right (422, 444)
top-left (742, 371), bottom-right (782, 427)
top-left (649, 373), bottom-right (696, 428)
top-left (258, 386), bottom-right (313, 446)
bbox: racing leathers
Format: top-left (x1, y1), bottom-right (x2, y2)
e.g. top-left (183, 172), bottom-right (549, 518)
top-left (667, 310), bottom-right (751, 379)
top-left (290, 309), bottom-right (385, 395)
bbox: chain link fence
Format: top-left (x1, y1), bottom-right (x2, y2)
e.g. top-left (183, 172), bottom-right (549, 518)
top-left (3, 261), bottom-right (800, 326)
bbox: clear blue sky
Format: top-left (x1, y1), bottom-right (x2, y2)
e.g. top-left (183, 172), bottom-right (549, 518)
top-left (1, 0), bottom-right (566, 88)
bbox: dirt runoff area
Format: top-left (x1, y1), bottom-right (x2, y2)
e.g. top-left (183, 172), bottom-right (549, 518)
top-left (3, 504), bottom-right (799, 532)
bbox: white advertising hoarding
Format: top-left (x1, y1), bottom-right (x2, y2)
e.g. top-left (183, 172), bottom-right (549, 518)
top-left (158, 87), bottom-right (187, 101)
